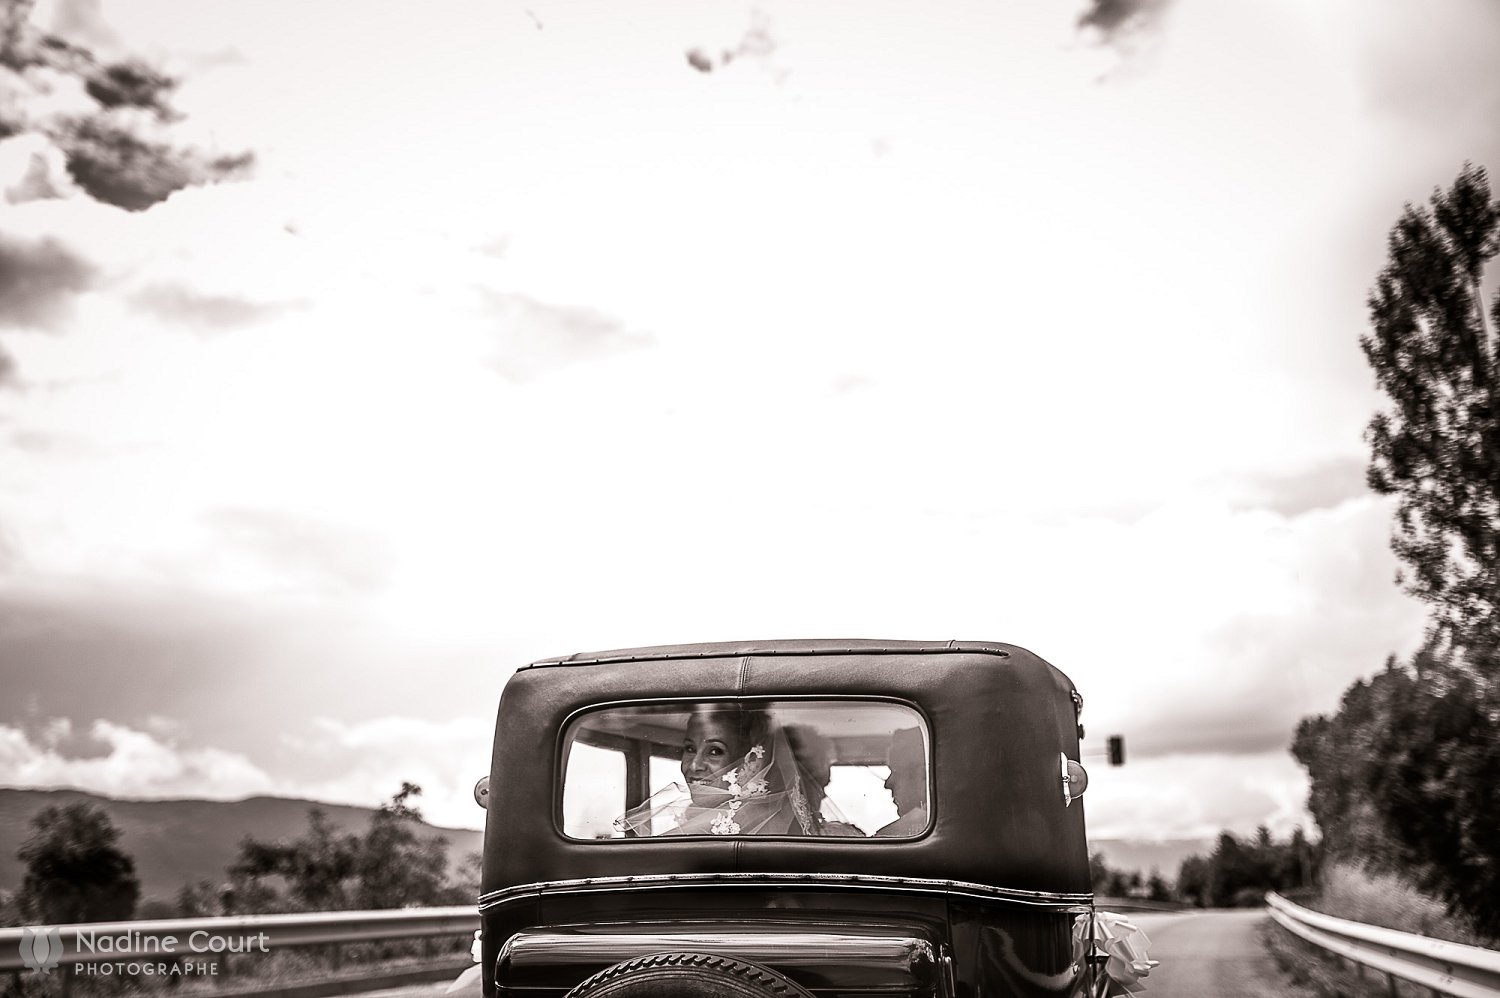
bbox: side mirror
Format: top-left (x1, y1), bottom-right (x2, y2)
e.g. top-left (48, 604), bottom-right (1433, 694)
top-left (1060, 754), bottom-right (1089, 807)
top-left (474, 775), bottom-right (490, 809)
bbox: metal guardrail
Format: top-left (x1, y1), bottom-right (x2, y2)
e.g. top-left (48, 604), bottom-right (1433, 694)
top-left (1266, 891), bottom-right (1500, 998)
top-left (0, 906), bottom-right (479, 973)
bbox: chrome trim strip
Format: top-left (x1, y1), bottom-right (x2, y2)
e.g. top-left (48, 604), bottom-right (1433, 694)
top-left (479, 873), bottom-right (1093, 912)
top-left (525, 643), bottom-right (1013, 669)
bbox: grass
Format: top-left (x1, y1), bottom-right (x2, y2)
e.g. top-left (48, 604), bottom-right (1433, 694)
top-left (1300, 863), bottom-right (1490, 947)
top-left (1260, 919), bottom-right (1424, 998)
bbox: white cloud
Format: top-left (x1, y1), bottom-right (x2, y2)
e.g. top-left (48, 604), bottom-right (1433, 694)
top-left (283, 716), bottom-right (494, 830)
top-left (0, 714), bottom-right (491, 830)
top-left (0, 0), bottom-right (1484, 846)
top-left (1083, 749), bottom-right (1312, 841)
top-left (0, 719), bottom-right (274, 798)
top-left (0, 133), bottom-right (83, 205)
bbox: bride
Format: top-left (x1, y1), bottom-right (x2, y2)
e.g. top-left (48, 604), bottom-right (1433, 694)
top-left (614, 705), bottom-right (820, 836)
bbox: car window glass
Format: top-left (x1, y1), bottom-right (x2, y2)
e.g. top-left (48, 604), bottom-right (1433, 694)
top-left (561, 700), bottom-right (929, 840)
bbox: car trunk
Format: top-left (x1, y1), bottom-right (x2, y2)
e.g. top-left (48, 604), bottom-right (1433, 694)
top-left (494, 918), bottom-right (947, 998)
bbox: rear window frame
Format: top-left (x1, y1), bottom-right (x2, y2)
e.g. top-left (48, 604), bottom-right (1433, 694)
top-left (554, 694), bottom-right (934, 843)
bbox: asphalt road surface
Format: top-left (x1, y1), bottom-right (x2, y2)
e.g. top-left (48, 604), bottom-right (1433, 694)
top-left (345, 983), bottom-right (454, 998)
top-left (350, 909), bottom-right (1293, 998)
top-left (1128, 908), bottom-right (1295, 998)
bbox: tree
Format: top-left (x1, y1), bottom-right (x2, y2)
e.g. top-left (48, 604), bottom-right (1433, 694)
top-left (1206, 832), bottom-right (1251, 907)
top-left (451, 851), bottom-right (483, 902)
top-left (1175, 855), bottom-right (1209, 908)
top-left (1, 0), bottom-right (252, 210)
top-left (230, 808), bottom-right (361, 912)
top-left (1360, 658), bottom-right (1500, 937)
top-left (1283, 827), bottom-right (1314, 892)
top-left (354, 783), bottom-right (450, 909)
top-left (1310, 186), bottom-right (1500, 934)
top-left (16, 803), bottom-right (140, 924)
top-left (227, 836), bottom-right (296, 914)
top-left (229, 784), bottom-right (456, 913)
top-left (284, 810), bottom-right (361, 910)
top-left (1291, 659), bottom-right (1413, 869)
top-left (1293, 646), bottom-right (1500, 937)
top-left (1089, 851), bottom-right (1111, 892)
top-left (1173, 828), bottom-right (1311, 908)
top-left (1089, 851), bottom-right (1133, 898)
top-left (174, 880), bottom-right (224, 918)
top-left (1361, 164), bottom-right (1500, 659)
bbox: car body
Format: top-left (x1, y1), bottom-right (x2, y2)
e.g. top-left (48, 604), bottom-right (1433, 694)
top-left (477, 639), bottom-right (1105, 998)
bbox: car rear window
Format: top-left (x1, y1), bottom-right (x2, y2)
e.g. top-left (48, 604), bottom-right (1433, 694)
top-left (561, 700), bottom-right (930, 840)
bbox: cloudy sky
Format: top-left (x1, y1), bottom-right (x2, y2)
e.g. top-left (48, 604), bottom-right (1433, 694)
top-left (1, 0), bottom-right (1498, 842)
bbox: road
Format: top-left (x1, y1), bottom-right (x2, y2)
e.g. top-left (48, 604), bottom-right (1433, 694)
top-left (1128, 908), bottom-right (1298, 998)
top-left (344, 983), bottom-right (455, 998)
top-left (349, 910), bottom-right (1294, 998)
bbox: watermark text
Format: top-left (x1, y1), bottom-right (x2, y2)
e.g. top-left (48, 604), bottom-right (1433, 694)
top-left (75, 961), bottom-right (220, 977)
top-left (75, 929), bottom-right (271, 955)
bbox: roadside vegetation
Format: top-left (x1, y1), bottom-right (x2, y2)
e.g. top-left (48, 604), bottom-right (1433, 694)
top-left (1301, 863), bottom-right (1487, 947)
top-left (1261, 162), bottom-right (1500, 993)
top-left (222, 783), bottom-right (479, 915)
top-left (1090, 826), bottom-right (1314, 909)
top-left (1094, 165), bottom-right (1500, 995)
top-left (1088, 854), bottom-right (1173, 903)
top-left (1173, 828), bottom-right (1314, 908)
top-left (1261, 863), bottom-right (1495, 998)
top-left (3, 785), bottom-right (479, 997)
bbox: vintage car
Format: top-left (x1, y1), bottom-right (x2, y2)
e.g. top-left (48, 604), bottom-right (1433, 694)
top-left (474, 639), bottom-right (1146, 998)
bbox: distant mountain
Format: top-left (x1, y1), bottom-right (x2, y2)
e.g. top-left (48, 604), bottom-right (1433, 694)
top-left (0, 788), bottom-right (484, 901)
top-left (1088, 837), bottom-right (1213, 879)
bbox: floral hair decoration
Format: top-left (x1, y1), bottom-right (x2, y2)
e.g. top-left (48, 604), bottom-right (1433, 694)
top-left (709, 744), bottom-right (774, 834)
top-left (613, 721), bottom-right (816, 837)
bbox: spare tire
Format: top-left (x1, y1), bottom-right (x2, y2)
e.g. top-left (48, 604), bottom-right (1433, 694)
top-left (565, 952), bottom-right (817, 998)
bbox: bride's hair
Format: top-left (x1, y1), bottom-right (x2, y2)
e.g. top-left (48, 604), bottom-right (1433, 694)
top-left (687, 704), bottom-right (772, 757)
top-left (616, 704), bottom-right (816, 837)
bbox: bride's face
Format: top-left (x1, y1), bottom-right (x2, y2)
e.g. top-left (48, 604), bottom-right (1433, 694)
top-left (681, 711), bottom-right (747, 786)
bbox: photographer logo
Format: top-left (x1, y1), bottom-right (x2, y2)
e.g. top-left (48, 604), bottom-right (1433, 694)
top-left (20, 927), bottom-right (64, 974)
